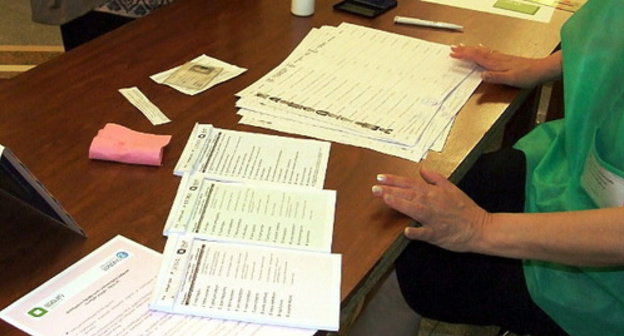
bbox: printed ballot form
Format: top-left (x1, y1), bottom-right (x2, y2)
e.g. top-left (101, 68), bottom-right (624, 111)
top-left (0, 236), bottom-right (315, 336)
top-left (149, 235), bottom-right (342, 331)
top-left (164, 174), bottom-right (336, 252)
top-left (174, 124), bottom-right (331, 189)
top-left (236, 23), bottom-right (483, 162)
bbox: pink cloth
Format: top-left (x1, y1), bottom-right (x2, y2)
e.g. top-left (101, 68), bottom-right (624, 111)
top-left (89, 123), bottom-right (171, 166)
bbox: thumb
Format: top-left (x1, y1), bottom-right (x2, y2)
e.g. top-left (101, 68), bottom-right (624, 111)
top-left (404, 226), bottom-right (432, 241)
top-left (481, 70), bottom-right (514, 86)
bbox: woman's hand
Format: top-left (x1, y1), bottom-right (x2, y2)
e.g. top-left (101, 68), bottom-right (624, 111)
top-left (372, 170), bottom-right (624, 266)
top-left (372, 169), bottom-right (491, 253)
top-left (451, 44), bottom-right (562, 88)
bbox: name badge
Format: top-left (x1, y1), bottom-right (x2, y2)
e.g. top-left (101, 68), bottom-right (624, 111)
top-left (580, 148), bottom-right (624, 208)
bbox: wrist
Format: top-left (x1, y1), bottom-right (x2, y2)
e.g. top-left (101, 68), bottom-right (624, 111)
top-left (535, 53), bottom-right (563, 84)
top-left (468, 209), bottom-right (495, 253)
top-left (471, 212), bottom-right (515, 256)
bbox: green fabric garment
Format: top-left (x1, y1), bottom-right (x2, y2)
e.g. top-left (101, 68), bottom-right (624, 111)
top-left (514, 0), bottom-right (624, 334)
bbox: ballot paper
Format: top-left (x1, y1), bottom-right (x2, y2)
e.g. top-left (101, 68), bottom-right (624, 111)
top-left (152, 55), bottom-right (246, 95)
top-left (238, 69), bottom-right (480, 161)
top-left (235, 23), bottom-right (483, 162)
top-left (163, 174), bottom-right (336, 252)
top-left (0, 235), bottom-right (315, 336)
top-left (149, 235), bottom-right (342, 331)
top-left (174, 124), bottom-right (331, 189)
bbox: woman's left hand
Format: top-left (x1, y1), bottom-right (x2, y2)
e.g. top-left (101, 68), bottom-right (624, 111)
top-left (372, 169), bottom-right (491, 252)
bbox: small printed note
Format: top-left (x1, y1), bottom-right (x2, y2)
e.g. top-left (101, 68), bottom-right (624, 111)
top-left (118, 87), bottom-right (171, 125)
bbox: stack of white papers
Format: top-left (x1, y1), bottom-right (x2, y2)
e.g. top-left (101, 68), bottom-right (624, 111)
top-left (157, 125), bottom-right (341, 331)
top-left (236, 23), bottom-right (483, 162)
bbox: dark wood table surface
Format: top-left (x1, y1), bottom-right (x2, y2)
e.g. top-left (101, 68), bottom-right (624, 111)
top-left (0, 0), bottom-right (570, 334)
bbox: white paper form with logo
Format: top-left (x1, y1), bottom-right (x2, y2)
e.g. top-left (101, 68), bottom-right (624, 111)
top-left (164, 174), bottom-right (336, 252)
top-left (149, 234), bottom-right (342, 331)
top-left (0, 235), bottom-right (316, 336)
top-left (174, 123), bottom-right (331, 189)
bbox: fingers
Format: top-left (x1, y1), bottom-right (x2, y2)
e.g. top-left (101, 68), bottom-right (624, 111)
top-left (373, 170), bottom-right (448, 201)
top-left (373, 171), bottom-right (437, 201)
top-left (379, 188), bottom-right (425, 220)
top-left (376, 173), bottom-right (420, 188)
top-left (450, 44), bottom-right (498, 66)
top-left (371, 184), bottom-right (416, 201)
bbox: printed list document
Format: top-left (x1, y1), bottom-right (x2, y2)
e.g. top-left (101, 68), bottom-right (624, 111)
top-left (164, 174), bottom-right (336, 252)
top-left (149, 235), bottom-right (342, 331)
top-left (235, 23), bottom-right (483, 162)
top-left (0, 235), bottom-right (315, 336)
top-left (174, 123), bottom-right (331, 189)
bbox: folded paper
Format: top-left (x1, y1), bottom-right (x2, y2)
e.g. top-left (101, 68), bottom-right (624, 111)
top-left (89, 123), bottom-right (171, 166)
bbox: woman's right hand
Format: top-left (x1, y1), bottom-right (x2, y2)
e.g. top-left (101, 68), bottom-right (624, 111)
top-left (451, 44), bottom-right (562, 89)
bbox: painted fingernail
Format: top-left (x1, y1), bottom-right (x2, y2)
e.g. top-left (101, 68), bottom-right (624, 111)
top-left (377, 174), bottom-right (386, 182)
top-left (371, 185), bottom-right (382, 195)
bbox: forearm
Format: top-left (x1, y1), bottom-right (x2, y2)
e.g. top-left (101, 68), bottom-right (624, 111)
top-left (476, 207), bottom-right (624, 267)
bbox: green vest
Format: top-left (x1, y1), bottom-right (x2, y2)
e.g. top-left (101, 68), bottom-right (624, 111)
top-left (515, 0), bottom-right (624, 334)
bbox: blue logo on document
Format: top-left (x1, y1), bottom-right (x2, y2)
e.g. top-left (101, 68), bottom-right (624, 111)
top-left (100, 251), bottom-right (130, 271)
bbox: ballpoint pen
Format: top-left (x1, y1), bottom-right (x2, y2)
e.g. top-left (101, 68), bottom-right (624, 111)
top-left (394, 15), bottom-right (464, 31)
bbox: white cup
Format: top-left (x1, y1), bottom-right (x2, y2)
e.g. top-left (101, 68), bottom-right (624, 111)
top-left (291, 0), bottom-right (315, 16)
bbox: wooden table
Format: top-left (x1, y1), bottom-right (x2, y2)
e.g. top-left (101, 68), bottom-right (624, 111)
top-left (0, 0), bottom-right (569, 334)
